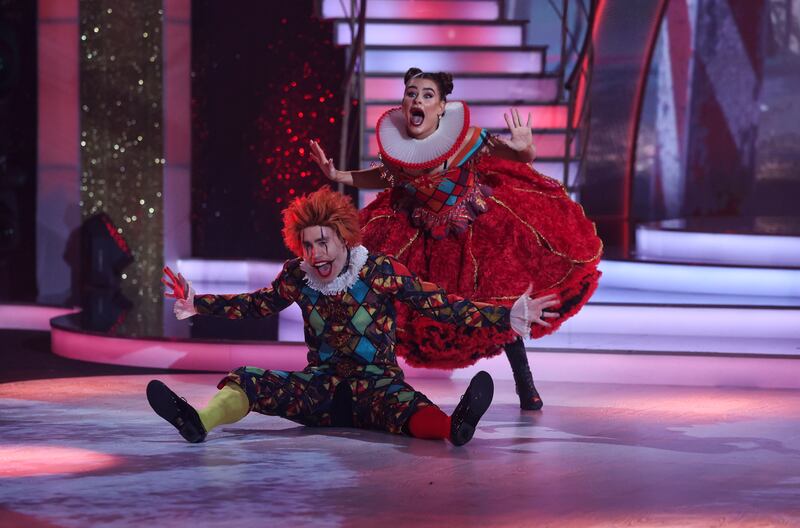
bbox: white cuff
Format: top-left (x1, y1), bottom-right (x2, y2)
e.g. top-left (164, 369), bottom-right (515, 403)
top-left (173, 282), bottom-right (197, 320)
top-left (510, 292), bottom-right (531, 338)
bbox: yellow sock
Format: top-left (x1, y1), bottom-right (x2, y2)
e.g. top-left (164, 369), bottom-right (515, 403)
top-left (198, 383), bottom-right (250, 432)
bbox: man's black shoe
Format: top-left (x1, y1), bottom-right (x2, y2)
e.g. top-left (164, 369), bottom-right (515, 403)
top-left (146, 380), bottom-right (207, 443)
top-left (450, 371), bottom-right (494, 446)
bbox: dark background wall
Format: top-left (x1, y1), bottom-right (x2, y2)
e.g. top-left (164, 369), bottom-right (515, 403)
top-left (0, 0), bottom-right (37, 301)
top-left (191, 0), bottom-right (346, 260)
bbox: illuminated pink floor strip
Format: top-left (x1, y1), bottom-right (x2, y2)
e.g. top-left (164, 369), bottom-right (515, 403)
top-left (0, 305), bottom-right (76, 331)
top-left (50, 327), bottom-right (449, 378)
top-left (0, 446), bottom-right (121, 478)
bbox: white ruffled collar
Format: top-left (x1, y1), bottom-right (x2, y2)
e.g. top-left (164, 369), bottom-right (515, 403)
top-left (300, 245), bottom-right (369, 296)
top-left (376, 101), bottom-right (470, 170)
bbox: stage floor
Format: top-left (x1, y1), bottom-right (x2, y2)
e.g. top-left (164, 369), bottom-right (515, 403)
top-left (1, 375), bottom-right (799, 527)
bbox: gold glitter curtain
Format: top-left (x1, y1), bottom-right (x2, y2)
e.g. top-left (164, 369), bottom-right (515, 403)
top-left (79, 1), bottom-right (164, 334)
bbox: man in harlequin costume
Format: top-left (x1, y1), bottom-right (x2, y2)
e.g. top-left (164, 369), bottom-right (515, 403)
top-left (147, 187), bottom-right (559, 445)
top-left (310, 67), bottom-right (603, 411)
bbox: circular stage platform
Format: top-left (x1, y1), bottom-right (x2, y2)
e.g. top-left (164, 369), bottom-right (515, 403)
top-left (49, 309), bottom-right (449, 377)
top-left (635, 216), bottom-right (800, 267)
top-left (1, 374), bottom-right (799, 527)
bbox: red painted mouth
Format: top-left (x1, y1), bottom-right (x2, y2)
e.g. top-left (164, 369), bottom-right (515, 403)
top-left (313, 261), bottom-right (333, 278)
top-left (409, 108), bottom-right (425, 127)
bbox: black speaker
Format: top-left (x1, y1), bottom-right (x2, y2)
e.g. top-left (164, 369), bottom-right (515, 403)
top-left (80, 286), bottom-right (133, 333)
top-left (80, 212), bottom-right (134, 288)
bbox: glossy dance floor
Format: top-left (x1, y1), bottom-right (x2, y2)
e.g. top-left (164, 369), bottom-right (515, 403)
top-left (1, 375), bottom-right (799, 527)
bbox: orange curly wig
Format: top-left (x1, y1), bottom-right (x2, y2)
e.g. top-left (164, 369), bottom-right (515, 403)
top-left (281, 187), bottom-right (362, 257)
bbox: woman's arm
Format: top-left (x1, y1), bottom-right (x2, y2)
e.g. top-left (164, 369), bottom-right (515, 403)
top-left (309, 140), bottom-right (387, 189)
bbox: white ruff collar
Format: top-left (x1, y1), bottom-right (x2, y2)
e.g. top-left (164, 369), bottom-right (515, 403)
top-left (300, 245), bottom-right (369, 296)
top-left (376, 101), bottom-right (470, 170)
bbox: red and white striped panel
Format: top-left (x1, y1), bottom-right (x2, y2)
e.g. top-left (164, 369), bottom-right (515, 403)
top-left (364, 48), bottom-right (544, 74)
top-left (335, 21), bottom-right (523, 47)
top-left (322, 0), bottom-right (500, 21)
top-left (364, 131), bottom-right (573, 158)
top-left (364, 76), bottom-right (559, 103)
top-left (365, 104), bottom-right (568, 129)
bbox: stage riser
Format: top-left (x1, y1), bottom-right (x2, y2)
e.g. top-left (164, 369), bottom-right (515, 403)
top-left (363, 48), bottom-right (544, 75)
top-left (336, 21), bottom-right (524, 47)
top-left (322, 0), bottom-right (500, 20)
top-left (365, 76), bottom-right (559, 103)
top-left (636, 228), bottom-right (800, 267)
top-left (599, 260), bottom-right (800, 298)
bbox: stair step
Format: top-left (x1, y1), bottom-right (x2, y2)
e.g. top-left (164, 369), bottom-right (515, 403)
top-left (335, 19), bottom-right (524, 47)
top-left (322, 0), bottom-right (500, 21)
top-left (364, 46), bottom-right (545, 75)
top-left (365, 75), bottom-right (559, 102)
top-left (365, 103), bottom-right (568, 129)
top-left (364, 130), bottom-right (575, 158)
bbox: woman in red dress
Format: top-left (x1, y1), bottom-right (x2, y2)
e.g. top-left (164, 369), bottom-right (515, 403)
top-left (310, 67), bottom-right (602, 410)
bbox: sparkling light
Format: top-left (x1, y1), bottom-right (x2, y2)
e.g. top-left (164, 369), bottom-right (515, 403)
top-left (79, 1), bottom-right (164, 334)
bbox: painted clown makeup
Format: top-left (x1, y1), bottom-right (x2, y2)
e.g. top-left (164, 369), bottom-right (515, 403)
top-left (300, 225), bottom-right (349, 283)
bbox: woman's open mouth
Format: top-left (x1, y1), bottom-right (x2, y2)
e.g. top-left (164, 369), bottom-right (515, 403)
top-left (313, 261), bottom-right (333, 278)
top-left (409, 108), bottom-right (425, 127)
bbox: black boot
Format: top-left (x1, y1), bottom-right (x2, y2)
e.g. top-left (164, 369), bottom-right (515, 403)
top-left (146, 380), bottom-right (207, 443)
top-left (505, 339), bottom-right (543, 410)
top-left (450, 371), bottom-right (494, 446)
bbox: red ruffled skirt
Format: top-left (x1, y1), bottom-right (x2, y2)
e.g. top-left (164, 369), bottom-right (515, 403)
top-left (360, 155), bottom-right (602, 369)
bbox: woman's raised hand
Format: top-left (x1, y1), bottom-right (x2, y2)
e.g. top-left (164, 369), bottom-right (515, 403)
top-left (501, 107), bottom-right (533, 152)
top-left (309, 140), bottom-right (339, 182)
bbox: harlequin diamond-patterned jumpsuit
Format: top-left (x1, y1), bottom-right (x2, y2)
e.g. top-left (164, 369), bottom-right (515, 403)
top-left (194, 252), bottom-right (511, 435)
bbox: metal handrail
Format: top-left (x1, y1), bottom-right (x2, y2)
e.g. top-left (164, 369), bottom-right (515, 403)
top-left (561, 0), bottom-right (597, 194)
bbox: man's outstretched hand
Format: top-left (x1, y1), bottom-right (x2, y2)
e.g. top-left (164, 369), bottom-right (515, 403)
top-left (162, 266), bottom-right (189, 300)
top-left (510, 285), bottom-right (561, 337)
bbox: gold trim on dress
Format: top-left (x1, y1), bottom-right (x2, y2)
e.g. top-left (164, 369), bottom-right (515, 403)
top-left (468, 225), bottom-right (479, 295)
top-left (489, 196), bottom-right (602, 264)
top-left (396, 230), bottom-right (420, 258)
top-left (488, 196), bottom-right (543, 247)
top-left (361, 214), bottom-right (393, 231)
top-left (481, 262), bottom-right (577, 301)
top-left (509, 185), bottom-right (566, 198)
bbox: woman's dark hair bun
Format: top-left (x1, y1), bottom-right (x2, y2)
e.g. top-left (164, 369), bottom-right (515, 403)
top-left (404, 67), bottom-right (423, 85)
top-left (402, 67), bottom-right (455, 100)
top-left (437, 72), bottom-right (454, 97)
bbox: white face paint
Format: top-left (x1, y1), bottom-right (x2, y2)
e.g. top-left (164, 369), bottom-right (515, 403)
top-left (300, 225), bottom-right (348, 283)
top-left (402, 78), bottom-right (446, 140)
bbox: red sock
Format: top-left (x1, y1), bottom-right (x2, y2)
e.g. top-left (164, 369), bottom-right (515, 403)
top-left (408, 405), bottom-right (451, 440)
